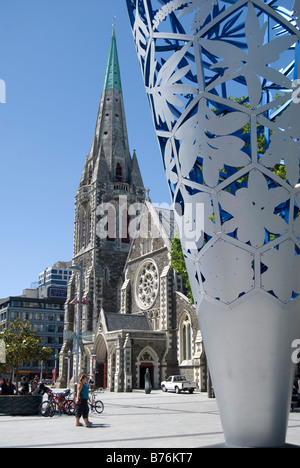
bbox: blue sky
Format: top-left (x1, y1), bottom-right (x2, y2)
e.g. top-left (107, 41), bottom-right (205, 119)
top-left (0, 0), bottom-right (171, 297)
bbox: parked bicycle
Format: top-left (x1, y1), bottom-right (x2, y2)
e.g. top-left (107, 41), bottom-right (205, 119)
top-left (40, 389), bottom-right (76, 417)
top-left (88, 392), bottom-right (104, 414)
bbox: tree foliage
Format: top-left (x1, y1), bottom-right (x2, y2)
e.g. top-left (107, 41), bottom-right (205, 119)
top-left (170, 234), bottom-right (194, 304)
top-left (0, 318), bottom-right (52, 387)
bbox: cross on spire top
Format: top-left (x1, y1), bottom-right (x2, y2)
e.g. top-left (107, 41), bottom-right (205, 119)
top-left (112, 16), bottom-right (116, 34)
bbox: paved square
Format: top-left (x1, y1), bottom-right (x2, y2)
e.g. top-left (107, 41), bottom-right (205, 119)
top-left (0, 390), bottom-right (299, 448)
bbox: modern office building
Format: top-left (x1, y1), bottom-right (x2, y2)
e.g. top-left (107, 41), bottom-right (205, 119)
top-left (0, 261), bottom-right (72, 379)
top-left (38, 261), bottom-right (73, 299)
top-left (0, 289), bottom-right (65, 378)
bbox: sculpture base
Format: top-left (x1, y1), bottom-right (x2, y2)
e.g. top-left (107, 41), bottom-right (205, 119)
top-left (0, 396), bottom-right (43, 416)
top-left (198, 292), bottom-right (300, 448)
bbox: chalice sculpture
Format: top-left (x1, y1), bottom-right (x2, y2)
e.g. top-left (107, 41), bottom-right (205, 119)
top-left (127, 0), bottom-right (300, 447)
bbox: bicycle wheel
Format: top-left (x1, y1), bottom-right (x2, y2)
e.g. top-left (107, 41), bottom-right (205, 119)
top-left (65, 400), bottom-right (77, 416)
top-left (40, 401), bottom-right (55, 417)
top-left (94, 400), bottom-right (104, 414)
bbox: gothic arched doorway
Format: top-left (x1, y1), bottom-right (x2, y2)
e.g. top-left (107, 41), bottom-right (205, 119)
top-left (94, 334), bottom-right (108, 389)
top-left (139, 363), bottom-right (154, 389)
top-left (137, 347), bottom-right (159, 389)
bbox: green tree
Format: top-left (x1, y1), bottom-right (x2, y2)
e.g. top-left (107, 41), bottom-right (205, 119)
top-left (0, 318), bottom-right (52, 390)
top-left (170, 233), bottom-right (194, 304)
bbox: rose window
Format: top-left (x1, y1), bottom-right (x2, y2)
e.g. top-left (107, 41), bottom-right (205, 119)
top-left (136, 261), bottom-right (159, 309)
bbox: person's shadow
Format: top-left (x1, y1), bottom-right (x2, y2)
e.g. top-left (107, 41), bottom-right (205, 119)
top-left (87, 423), bottom-right (110, 428)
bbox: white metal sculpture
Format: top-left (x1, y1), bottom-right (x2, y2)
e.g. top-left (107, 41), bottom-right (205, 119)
top-left (127, 0), bottom-right (300, 446)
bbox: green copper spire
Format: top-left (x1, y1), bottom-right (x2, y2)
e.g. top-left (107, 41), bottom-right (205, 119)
top-left (103, 28), bottom-right (122, 92)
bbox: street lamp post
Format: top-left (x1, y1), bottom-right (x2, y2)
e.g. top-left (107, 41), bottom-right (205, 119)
top-left (40, 360), bottom-right (43, 382)
top-left (53, 353), bottom-right (58, 383)
top-left (66, 350), bottom-right (72, 389)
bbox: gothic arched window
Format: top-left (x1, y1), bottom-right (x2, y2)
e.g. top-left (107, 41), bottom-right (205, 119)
top-left (78, 206), bottom-right (92, 250)
top-left (104, 267), bottom-right (109, 283)
top-left (107, 204), bottom-right (117, 241)
top-left (180, 313), bottom-right (192, 362)
top-left (88, 165), bottom-right (93, 185)
top-left (79, 208), bottom-right (86, 251)
top-left (87, 210), bottom-right (92, 245)
top-left (121, 209), bottom-right (130, 243)
top-left (116, 163), bottom-right (122, 182)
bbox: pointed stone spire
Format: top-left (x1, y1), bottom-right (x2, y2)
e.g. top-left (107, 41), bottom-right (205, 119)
top-left (103, 27), bottom-right (122, 93)
top-left (92, 145), bottom-right (110, 184)
top-left (131, 149), bottom-right (144, 189)
top-left (88, 29), bottom-right (133, 183)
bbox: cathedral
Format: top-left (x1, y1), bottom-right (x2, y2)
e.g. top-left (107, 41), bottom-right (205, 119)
top-left (58, 30), bottom-right (207, 392)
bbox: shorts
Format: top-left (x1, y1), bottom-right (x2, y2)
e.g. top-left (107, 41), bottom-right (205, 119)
top-left (76, 399), bottom-right (89, 419)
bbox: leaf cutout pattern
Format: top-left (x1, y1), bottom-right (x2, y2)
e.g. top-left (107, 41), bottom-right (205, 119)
top-left (178, 0), bottom-right (218, 33)
top-left (153, 0), bottom-right (217, 32)
top-left (262, 240), bottom-right (300, 303)
top-left (175, 100), bottom-right (250, 186)
top-left (219, 170), bottom-right (289, 247)
top-left (200, 3), bottom-right (297, 106)
top-left (146, 42), bottom-right (197, 128)
top-left (199, 240), bottom-right (254, 304)
top-left (260, 104), bottom-right (300, 187)
top-left (133, 0), bottom-right (149, 58)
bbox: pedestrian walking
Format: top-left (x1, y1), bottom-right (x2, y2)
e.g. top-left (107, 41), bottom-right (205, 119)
top-left (75, 374), bottom-right (92, 427)
top-left (19, 377), bottom-right (29, 395)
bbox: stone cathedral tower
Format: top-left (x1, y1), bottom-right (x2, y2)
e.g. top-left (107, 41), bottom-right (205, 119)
top-left (58, 29), bottom-right (145, 386)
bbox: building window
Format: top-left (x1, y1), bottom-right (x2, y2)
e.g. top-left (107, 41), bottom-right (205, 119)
top-left (136, 261), bottom-right (159, 310)
top-left (88, 165), bottom-right (93, 184)
top-left (104, 267), bottom-right (109, 283)
top-left (116, 163), bottom-right (122, 182)
top-left (141, 237), bottom-right (152, 255)
top-left (79, 206), bottom-right (92, 250)
top-left (180, 313), bottom-right (192, 362)
top-left (107, 204), bottom-right (116, 241)
top-left (88, 212), bottom-right (92, 244)
top-left (121, 210), bottom-right (130, 243)
top-left (79, 208), bottom-right (86, 250)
